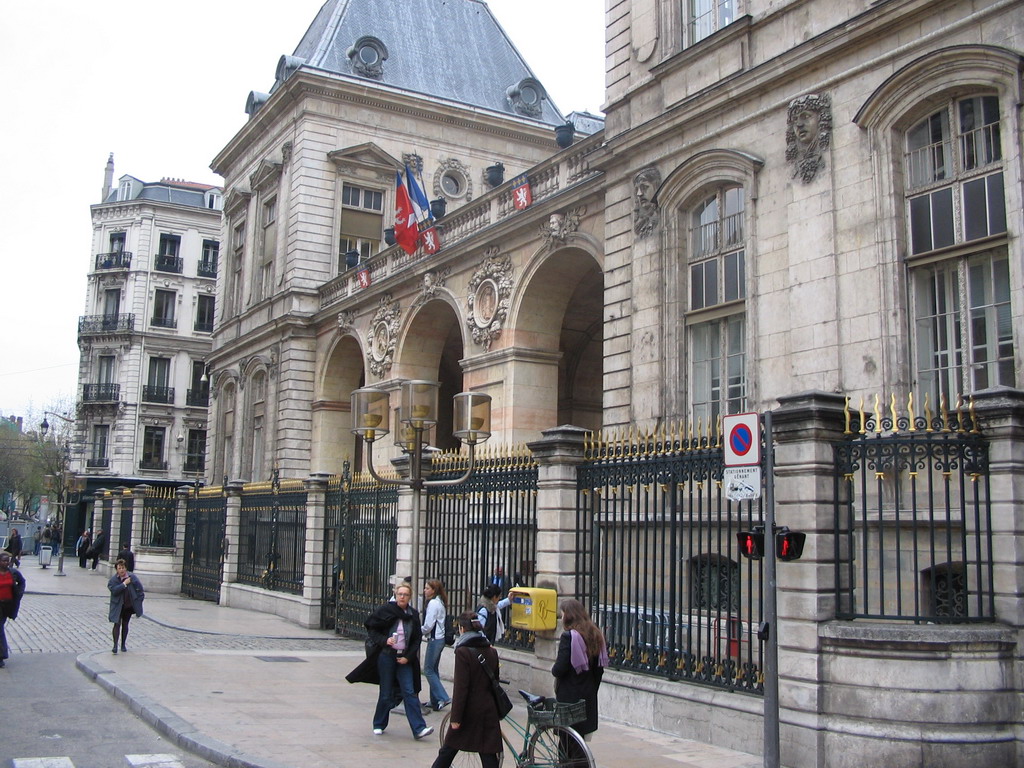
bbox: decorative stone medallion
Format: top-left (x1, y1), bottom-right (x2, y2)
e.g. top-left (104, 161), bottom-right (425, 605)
top-left (367, 294), bottom-right (401, 378)
top-left (466, 247), bottom-right (514, 350)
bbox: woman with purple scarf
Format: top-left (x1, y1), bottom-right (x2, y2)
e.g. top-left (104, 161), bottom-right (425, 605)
top-left (551, 598), bottom-right (609, 750)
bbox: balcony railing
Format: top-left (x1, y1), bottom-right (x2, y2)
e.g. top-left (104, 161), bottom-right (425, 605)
top-left (142, 385), bottom-right (174, 404)
top-left (197, 259), bottom-right (218, 278)
top-left (78, 313), bottom-right (135, 336)
top-left (139, 459), bottom-right (168, 471)
top-left (194, 320), bottom-right (214, 333)
top-left (94, 251), bottom-right (132, 271)
top-left (155, 254), bottom-right (183, 273)
top-left (186, 388), bottom-right (210, 407)
top-left (82, 383), bottom-right (120, 402)
top-left (150, 316), bottom-right (177, 329)
top-left (86, 457), bottom-right (110, 469)
top-left (317, 133), bottom-right (605, 311)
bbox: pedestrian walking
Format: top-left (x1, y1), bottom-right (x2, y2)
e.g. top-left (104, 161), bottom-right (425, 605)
top-left (116, 542), bottom-right (136, 572)
top-left (107, 558), bottom-right (144, 653)
top-left (4, 528), bottom-right (22, 567)
top-left (345, 582), bottom-right (433, 741)
top-left (429, 611), bottom-right (503, 768)
top-left (33, 527), bottom-right (41, 557)
top-left (76, 530), bottom-right (91, 569)
top-left (51, 524), bottom-right (62, 557)
top-left (551, 598), bottom-right (609, 754)
top-left (0, 551), bottom-right (27, 668)
top-left (422, 578), bottom-right (452, 711)
top-left (88, 529), bottom-right (106, 570)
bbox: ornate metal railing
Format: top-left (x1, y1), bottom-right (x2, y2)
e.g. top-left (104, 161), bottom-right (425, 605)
top-left (186, 388), bottom-right (209, 407)
top-left (150, 316), bottom-right (177, 329)
top-left (142, 385), bottom-right (174, 404)
top-left (237, 473), bottom-right (307, 595)
top-left (318, 134), bottom-right (604, 310)
top-left (834, 395), bottom-right (993, 623)
top-left (155, 254), bottom-right (183, 273)
top-left (197, 259), bottom-right (218, 278)
top-left (576, 424), bottom-right (765, 694)
top-left (193, 320), bottom-right (214, 333)
top-left (425, 447), bottom-right (539, 651)
top-left (83, 383), bottom-right (120, 402)
top-left (94, 251), bottom-right (132, 271)
top-left (140, 486), bottom-right (176, 548)
top-left (139, 459), bottom-right (168, 471)
top-left (86, 457), bottom-right (110, 468)
top-left (78, 314), bottom-right (135, 336)
top-left (333, 470), bottom-right (399, 639)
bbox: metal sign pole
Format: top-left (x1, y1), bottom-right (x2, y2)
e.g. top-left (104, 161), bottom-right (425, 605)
top-left (763, 409), bottom-right (780, 768)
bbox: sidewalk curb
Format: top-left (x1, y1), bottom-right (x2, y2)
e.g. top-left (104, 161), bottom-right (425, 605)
top-left (77, 651), bottom-right (293, 768)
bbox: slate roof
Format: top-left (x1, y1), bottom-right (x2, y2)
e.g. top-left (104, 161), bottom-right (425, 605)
top-left (275, 0), bottom-right (567, 126)
top-left (103, 175), bottom-right (222, 209)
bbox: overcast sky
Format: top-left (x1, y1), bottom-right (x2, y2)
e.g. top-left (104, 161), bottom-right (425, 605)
top-left (0, 0), bottom-right (604, 424)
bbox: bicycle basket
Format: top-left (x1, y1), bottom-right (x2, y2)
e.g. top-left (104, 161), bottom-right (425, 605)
top-left (527, 699), bottom-right (587, 727)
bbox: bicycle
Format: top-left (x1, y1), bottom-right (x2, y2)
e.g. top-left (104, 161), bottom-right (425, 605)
top-left (438, 688), bottom-right (596, 768)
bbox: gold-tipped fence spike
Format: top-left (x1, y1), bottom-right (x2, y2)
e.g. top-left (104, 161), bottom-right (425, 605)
top-left (907, 392), bottom-right (916, 432)
top-left (715, 414), bottom-right (723, 448)
top-left (969, 397), bottom-right (979, 434)
top-left (697, 418), bottom-right (704, 446)
top-left (858, 397), bottom-right (866, 435)
top-left (873, 394), bottom-right (882, 434)
top-left (940, 393), bottom-right (950, 432)
top-left (924, 393), bottom-right (933, 432)
top-left (889, 393), bottom-right (898, 432)
top-left (956, 394), bottom-right (966, 433)
top-left (843, 397), bottom-right (852, 434)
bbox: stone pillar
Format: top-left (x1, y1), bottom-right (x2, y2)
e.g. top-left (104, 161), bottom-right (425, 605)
top-left (222, 480), bottom-right (245, 585)
top-left (970, 387), bottom-right (1024, 629)
top-left (302, 473), bottom-right (332, 625)
top-left (526, 424), bottom-right (589, 695)
top-left (109, 491), bottom-right (123, 560)
top-left (121, 487), bottom-right (139, 553)
top-left (175, 486), bottom-right (190, 553)
top-left (769, 391), bottom-right (848, 768)
top-left (91, 491), bottom-right (108, 549)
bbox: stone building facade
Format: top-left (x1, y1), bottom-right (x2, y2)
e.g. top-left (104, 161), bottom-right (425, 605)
top-left (201, 0), bottom-right (1024, 766)
top-left (71, 156), bottom-right (221, 530)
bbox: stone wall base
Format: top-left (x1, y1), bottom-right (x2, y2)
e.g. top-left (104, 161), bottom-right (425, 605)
top-left (220, 582), bottom-right (320, 627)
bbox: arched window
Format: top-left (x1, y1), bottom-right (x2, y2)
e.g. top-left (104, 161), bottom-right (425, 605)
top-left (686, 185), bottom-right (747, 425)
top-left (905, 94), bottom-right (1012, 402)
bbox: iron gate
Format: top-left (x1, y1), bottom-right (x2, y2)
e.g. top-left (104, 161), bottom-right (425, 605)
top-left (181, 488), bottom-right (226, 602)
top-left (334, 472), bottom-right (398, 640)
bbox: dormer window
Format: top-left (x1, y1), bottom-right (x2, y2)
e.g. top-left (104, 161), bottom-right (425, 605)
top-left (118, 180), bottom-right (132, 201)
top-left (206, 190), bottom-right (223, 210)
top-left (348, 37), bottom-right (388, 79)
top-left (506, 78), bottom-right (546, 117)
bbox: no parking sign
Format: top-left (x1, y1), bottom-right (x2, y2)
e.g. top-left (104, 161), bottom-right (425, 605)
top-left (723, 412), bottom-right (762, 501)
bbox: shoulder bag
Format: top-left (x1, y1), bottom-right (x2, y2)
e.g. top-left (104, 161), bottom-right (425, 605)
top-left (475, 651), bottom-right (513, 719)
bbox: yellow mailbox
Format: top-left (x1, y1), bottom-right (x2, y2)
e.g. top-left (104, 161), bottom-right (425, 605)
top-left (509, 587), bottom-right (558, 631)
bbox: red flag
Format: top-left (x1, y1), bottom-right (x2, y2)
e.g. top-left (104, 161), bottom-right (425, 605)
top-left (511, 174), bottom-right (532, 210)
top-left (421, 226), bottom-right (441, 255)
top-left (394, 172), bottom-right (419, 254)
top-left (356, 267), bottom-right (371, 288)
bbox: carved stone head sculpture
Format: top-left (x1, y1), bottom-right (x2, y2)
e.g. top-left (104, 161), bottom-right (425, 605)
top-left (632, 167), bottom-right (661, 237)
top-left (785, 93), bottom-right (832, 184)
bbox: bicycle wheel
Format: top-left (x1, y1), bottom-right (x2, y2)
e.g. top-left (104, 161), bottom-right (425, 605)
top-left (438, 711), bottom-right (506, 767)
top-left (525, 724), bottom-right (595, 768)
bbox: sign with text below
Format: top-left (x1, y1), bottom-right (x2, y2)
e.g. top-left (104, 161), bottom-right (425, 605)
top-left (723, 412), bottom-right (761, 467)
top-left (724, 465), bottom-right (762, 501)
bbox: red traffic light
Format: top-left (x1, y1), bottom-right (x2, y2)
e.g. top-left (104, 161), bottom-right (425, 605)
top-left (776, 530), bottom-right (806, 561)
top-left (736, 530), bottom-right (765, 559)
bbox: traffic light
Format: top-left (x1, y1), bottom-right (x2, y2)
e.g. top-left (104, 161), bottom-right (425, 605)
top-left (737, 529), bottom-right (765, 559)
top-left (775, 528), bottom-right (806, 561)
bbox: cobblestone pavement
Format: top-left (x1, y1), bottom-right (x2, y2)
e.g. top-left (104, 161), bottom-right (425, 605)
top-left (7, 595), bottom-right (340, 655)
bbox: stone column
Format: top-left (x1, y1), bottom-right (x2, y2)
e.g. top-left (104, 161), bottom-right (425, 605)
top-left (109, 490), bottom-right (123, 560)
top-left (769, 391), bottom-right (848, 768)
top-left (526, 424), bottom-right (589, 695)
top-left (174, 486), bottom-right (190, 552)
top-left (120, 487), bottom-right (139, 553)
top-left (222, 480), bottom-right (245, 585)
top-left (91, 491), bottom-right (108, 551)
top-left (301, 473), bottom-right (332, 627)
top-left (970, 387), bottom-right (1024, 628)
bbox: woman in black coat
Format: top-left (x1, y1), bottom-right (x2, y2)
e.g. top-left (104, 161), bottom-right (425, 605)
top-left (431, 611), bottom-right (503, 768)
top-left (346, 582), bottom-right (432, 740)
top-left (0, 552), bottom-right (26, 668)
top-left (107, 558), bottom-right (144, 653)
top-left (551, 599), bottom-right (608, 740)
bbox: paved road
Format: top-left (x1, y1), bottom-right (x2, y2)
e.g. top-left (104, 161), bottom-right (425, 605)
top-left (2, 652), bottom-right (218, 768)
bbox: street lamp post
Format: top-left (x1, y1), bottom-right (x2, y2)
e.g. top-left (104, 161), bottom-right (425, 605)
top-left (351, 380), bottom-right (492, 603)
top-left (40, 412), bottom-right (77, 577)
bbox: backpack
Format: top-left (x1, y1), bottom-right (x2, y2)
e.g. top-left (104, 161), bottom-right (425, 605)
top-left (476, 602), bottom-right (498, 642)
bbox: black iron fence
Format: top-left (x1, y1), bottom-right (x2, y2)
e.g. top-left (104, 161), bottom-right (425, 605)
top-left (237, 474), bottom-right (307, 595)
top-left (425, 448), bottom-right (538, 650)
top-left (575, 427), bottom-right (765, 694)
top-left (141, 486), bottom-right (176, 548)
top-left (182, 486), bottom-right (226, 602)
top-left (834, 397), bottom-right (994, 623)
top-left (334, 471), bottom-right (399, 640)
